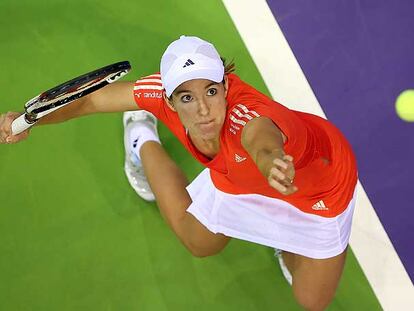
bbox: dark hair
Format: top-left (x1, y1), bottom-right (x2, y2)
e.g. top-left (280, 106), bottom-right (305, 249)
top-left (221, 57), bottom-right (236, 74)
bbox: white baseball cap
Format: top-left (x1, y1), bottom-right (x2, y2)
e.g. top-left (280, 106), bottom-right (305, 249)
top-left (160, 35), bottom-right (225, 97)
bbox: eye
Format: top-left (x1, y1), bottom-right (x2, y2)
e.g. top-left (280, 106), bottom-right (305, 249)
top-left (180, 94), bottom-right (192, 103)
top-left (207, 88), bottom-right (217, 96)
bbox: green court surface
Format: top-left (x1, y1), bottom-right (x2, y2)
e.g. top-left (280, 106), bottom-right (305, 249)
top-left (0, 1), bottom-right (381, 310)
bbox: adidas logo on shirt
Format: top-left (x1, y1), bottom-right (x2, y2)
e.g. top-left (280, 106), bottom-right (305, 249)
top-left (312, 200), bottom-right (329, 210)
top-left (235, 153), bottom-right (247, 163)
top-left (183, 59), bottom-right (195, 68)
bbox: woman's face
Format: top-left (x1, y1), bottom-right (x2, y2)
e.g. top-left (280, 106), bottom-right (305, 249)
top-left (167, 77), bottom-right (228, 141)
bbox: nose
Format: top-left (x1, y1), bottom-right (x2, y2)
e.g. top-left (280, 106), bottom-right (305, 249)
top-left (198, 98), bottom-right (210, 116)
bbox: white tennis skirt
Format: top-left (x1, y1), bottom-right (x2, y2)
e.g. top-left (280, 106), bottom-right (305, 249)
top-left (186, 169), bottom-right (357, 259)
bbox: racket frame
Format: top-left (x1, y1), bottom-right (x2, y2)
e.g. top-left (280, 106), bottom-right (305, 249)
top-left (12, 61), bottom-right (131, 134)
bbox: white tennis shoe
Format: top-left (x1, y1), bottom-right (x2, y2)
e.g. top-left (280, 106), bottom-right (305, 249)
top-left (123, 110), bottom-right (158, 202)
top-left (274, 249), bottom-right (293, 286)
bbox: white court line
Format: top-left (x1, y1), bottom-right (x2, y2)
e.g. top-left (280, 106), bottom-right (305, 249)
top-left (222, 0), bottom-right (414, 310)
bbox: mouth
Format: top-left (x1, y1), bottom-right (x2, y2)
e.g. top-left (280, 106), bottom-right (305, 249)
top-left (198, 119), bottom-right (216, 131)
top-left (198, 119), bottom-right (215, 125)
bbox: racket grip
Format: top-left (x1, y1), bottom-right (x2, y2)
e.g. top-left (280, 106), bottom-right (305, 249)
top-left (11, 114), bottom-right (35, 135)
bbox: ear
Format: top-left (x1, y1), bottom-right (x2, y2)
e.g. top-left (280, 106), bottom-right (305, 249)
top-left (223, 75), bottom-right (229, 97)
top-left (163, 91), bottom-right (177, 112)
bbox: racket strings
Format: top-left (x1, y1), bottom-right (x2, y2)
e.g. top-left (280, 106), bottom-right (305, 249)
top-left (26, 69), bottom-right (129, 116)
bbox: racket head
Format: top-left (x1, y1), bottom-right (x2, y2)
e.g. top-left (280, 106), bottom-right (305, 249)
top-left (24, 61), bottom-right (131, 118)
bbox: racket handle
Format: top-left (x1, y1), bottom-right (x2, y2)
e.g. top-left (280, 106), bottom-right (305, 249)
top-left (11, 114), bottom-right (35, 135)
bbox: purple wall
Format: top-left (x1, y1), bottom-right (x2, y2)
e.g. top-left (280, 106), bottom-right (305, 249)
top-left (266, 0), bottom-right (414, 281)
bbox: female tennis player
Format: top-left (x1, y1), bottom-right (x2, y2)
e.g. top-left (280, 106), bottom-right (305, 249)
top-left (0, 36), bottom-right (358, 311)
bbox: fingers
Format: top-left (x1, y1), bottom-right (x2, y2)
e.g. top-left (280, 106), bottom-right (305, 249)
top-left (268, 167), bottom-right (296, 194)
top-left (0, 112), bottom-right (28, 144)
top-left (0, 115), bottom-right (6, 143)
top-left (273, 158), bottom-right (288, 170)
top-left (268, 173), bottom-right (297, 194)
top-left (268, 154), bottom-right (297, 195)
top-left (272, 157), bottom-right (294, 182)
top-left (269, 167), bottom-right (291, 186)
top-left (0, 114), bottom-right (11, 143)
top-left (7, 130), bottom-right (30, 144)
top-left (268, 177), bottom-right (298, 195)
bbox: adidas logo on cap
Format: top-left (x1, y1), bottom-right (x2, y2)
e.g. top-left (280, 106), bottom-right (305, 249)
top-left (183, 59), bottom-right (195, 68)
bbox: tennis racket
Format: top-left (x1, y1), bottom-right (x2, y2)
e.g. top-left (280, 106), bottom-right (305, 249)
top-left (11, 61), bottom-right (131, 135)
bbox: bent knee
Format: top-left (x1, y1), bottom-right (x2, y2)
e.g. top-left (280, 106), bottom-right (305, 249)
top-left (183, 237), bottom-right (229, 258)
top-left (293, 288), bottom-right (335, 311)
top-left (185, 243), bottom-right (224, 258)
top-left (189, 249), bottom-right (217, 258)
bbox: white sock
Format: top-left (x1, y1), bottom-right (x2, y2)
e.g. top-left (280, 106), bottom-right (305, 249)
top-left (128, 125), bottom-right (160, 160)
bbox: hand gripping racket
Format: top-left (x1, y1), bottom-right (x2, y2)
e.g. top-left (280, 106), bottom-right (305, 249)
top-left (11, 61), bottom-right (131, 135)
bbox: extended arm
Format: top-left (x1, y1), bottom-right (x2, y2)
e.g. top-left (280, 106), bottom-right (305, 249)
top-left (0, 81), bottom-right (139, 143)
top-left (37, 81), bottom-right (138, 124)
top-left (241, 116), bottom-right (298, 195)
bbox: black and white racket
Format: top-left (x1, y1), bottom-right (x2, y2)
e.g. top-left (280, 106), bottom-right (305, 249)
top-left (11, 61), bottom-right (131, 135)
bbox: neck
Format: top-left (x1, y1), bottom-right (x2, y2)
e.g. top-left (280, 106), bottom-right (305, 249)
top-left (188, 132), bottom-right (220, 159)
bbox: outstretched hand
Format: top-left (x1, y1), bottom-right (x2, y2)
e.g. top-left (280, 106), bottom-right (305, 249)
top-left (267, 154), bottom-right (298, 195)
top-left (0, 112), bottom-right (30, 144)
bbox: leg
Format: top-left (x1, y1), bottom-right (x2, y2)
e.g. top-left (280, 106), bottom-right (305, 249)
top-left (282, 248), bottom-right (348, 311)
top-left (140, 141), bottom-right (230, 257)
